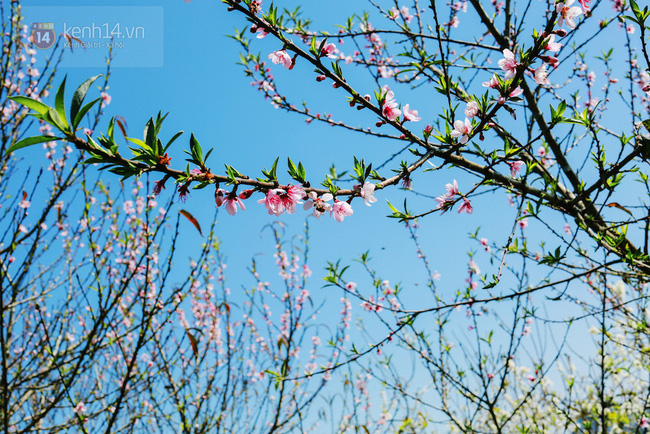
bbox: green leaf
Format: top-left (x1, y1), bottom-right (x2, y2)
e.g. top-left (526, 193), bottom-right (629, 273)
top-left (70, 75), bottom-right (102, 124)
top-left (45, 107), bottom-right (67, 132)
top-left (9, 96), bottom-right (50, 115)
top-left (73, 97), bottom-right (101, 130)
top-left (7, 135), bottom-right (58, 154)
top-left (54, 76), bottom-right (68, 130)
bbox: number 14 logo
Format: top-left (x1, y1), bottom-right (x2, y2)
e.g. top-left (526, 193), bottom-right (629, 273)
top-left (32, 23), bottom-right (55, 49)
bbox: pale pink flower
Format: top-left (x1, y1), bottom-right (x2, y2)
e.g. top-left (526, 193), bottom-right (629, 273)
top-left (544, 34), bottom-right (562, 52)
top-left (533, 64), bottom-right (550, 85)
top-left (482, 74), bottom-right (500, 89)
top-left (321, 42), bottom-right (338, 58)
top-left (509, 86), bottom-right (523, 98)
top-left (458, 198), bottom-right (473, 214)
top-left (447, 16), bottom-right (460, 28)
top-left (268, 50), bottom-right (293, 69)
top-left (258, 189), bottom-right (285, 216)
top-left (451, 118), bottom-right (472, 144)
top-left (359, 182), bottom-right (377, 206)
top-left (464, 101), bottom-right (480, 118)
top-left (331, 200), bottom-right (353, 222)
top-left (382, 89), bottom-right (402, 121)
top-left (400, 6), bottom-right (413, 22)
top-left (19, 199), bottom-right (30, 209)
top-left (519, 218), bottom-right (528, 229)
top-left (435, 195), bottom-right (449, 212)
top-left (303, 191), bottom-right (333, 217)
top-left (498, 49), bottom-right (518, 80)
top-left (255, 26), bottom-right (268, 39)
top-left (564, 223), bottom-right (571, 235)
top-left (507, 160), bottom-right (525, 177)
top-left (402, 104), bottom-right (421, 122)
top-left (641, 417), bottom-right (650, 429)
top-left (445, 179), bottom-right (459, 198)
top-left (578, 0), bottom-right (591, 13)
top-left (73, 402), bottom-right (87, 414)
top-left (100, 92), bottom-right (111, 107)
top-left (388, 7), bottom-right (400, 20)
top-left (225, 193), bottom-right (246, 216)
top-left (283, 185), bottom-right (306, 214)
top-left (556, 0), bottom-right (582, 29)
top-left (215, 188), bottom-right (228, 207)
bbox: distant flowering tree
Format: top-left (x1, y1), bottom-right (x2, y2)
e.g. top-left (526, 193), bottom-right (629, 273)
top-left (8, 0), bottom-right (650, 431)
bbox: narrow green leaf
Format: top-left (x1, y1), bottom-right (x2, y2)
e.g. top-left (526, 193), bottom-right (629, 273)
top-left (7, 135), bottom-right (58, 154)
top-left (54, 76), bottom-right (68, 129)
top-left (70, 75), bottom-right (102, 123)
top-left (73, 97), bottom-right (101, 129)
top-left (9, 96), bottom-right (50, 115)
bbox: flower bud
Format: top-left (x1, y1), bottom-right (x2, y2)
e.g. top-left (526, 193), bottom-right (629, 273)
top-left (239, 189), bottom-right (254, 199)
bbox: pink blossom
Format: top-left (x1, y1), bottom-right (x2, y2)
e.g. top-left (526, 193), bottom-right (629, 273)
top-left (331, 200), bottom-right (353, 222)
top-left (19, 199), bottom-right (30, 209)
top-left (458, 198), bottom-right (473, 214)
top-left (519, 218), bottom-right (528, 229)
top-left (498, 49), bottom-right (518, 80)
top-left (435, 195), bottom-right (450, 212)
top-left (544, 34), bottom-right (562, 52)
top-left (215, 188), bottom-right (228, 207)
top-left (400, 6), bottom-right (413, 22)
top-left (303, 191), bottom-right (333, 217)
top-left (641, 417), bottom-right (650, 429)
top-left (556, 0), bottom-right (582, 29)
top-left (321, 42), bottom-right (338, 58)
top-left (587, 70), bottom-right (596, 83)
top-left (445, 179), bottom-right (459, 198)
top-left (100, 92), bottom-right (111, 107)
top-left (402, 104), bottom-right (421, 122)
top-left (225, 192), bottom-right (246, 216)
top-left (258, 189), bottom-right (285, 216)
top-left (381, 88), bottom-right (402, 121)
top-left (507, 160), bottom-right (525, 177)
top-left (359, 182), bottom-right (377, 206)
top-left (258, 186), bottom-right (305, 216)
top-left (533, 64), bottom-right (550, 85)
top-left (389, 6), bottom-right (413, 22)
top-left (283, 185), bottom-right (306, 214)
top-left (464, 101), bottom-right (480, 118)
top-left (268, 50), bottom-right (293, 69)
top-left (578, 0), bottom-right (591, 13)
top-left (508, 86), bottom-right (523, 98)
top-left (451, 118), bottom-right (472, 144)
top-left (482, 74), bottom-right (500, 89)
top-left (73, 402), bottom-right (87, 414)
top-left (254, 26), bottom-right (268, 39)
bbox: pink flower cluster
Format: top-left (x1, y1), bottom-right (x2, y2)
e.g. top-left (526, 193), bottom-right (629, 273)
top-left (211, 184), bottom-right (361, 223)
top-left (435, 180), bottom-right (472, 214)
